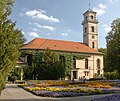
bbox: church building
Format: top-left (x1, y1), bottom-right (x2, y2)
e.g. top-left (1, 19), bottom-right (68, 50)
top-left (20, 9), bottom-right (104, 80)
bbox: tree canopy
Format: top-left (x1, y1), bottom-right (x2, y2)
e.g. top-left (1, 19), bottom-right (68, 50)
top-left (98, 48), bottom-right (107, 72)
top-left (24, 49), bottom-right (65, 80)
top-left (106, 18), bottom-right (120, 78)
top-left (0, 0), bottom-right (14, 16)
top-left (0, 0), bottom-right (25, 93)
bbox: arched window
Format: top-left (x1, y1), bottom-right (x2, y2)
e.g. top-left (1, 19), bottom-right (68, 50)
top-left (97, 70), bottom-right (100, 75)
top-left (85, 58), bottom-right (88, 69)
top-left (97, 59), bottom-right (100, 75)
top-left (91, 15), bottom-right (93, 19)
top-left (92, 42), bottom-right (95, 48)
top-left (97, 59), bottom-right (100, 69)
top-left (27, 54), bottom-right (32, 66)
top-left (91, 26), bottom-right (95, 32)
top-left (85, 27), bottom-right (87, 33)
top-left (73, 57), bottom-right (76, 68)
top-left (59, 55), bottom-right (65, 64)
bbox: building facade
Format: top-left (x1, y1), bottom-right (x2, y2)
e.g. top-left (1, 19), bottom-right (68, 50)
top-left (82, 9), bottom-right (98, 51)
top-left (74, 9), bottom-right (103, 79)
top-left (20, 9), bottom-right (103, 80)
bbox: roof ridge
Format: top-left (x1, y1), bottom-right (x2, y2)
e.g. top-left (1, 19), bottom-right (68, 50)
top-left (36, 37), bottom-right (82, 44)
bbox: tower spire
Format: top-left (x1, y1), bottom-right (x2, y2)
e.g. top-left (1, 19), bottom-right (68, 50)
top-left (88, 3), bottom-right (91, 10)
top-left (89, 3), bottom-right (90, 9)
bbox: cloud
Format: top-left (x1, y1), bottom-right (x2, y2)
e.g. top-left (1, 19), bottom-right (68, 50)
top-left (37, 24), bottom-right (56, 31)
top-left (61, 33), bottom-right (68, 36)
top-left (109, 0), bottom-right (114, 3)
top-left (99, 4), bottom-right (106, 9)
top-left (29, 27), bottom-right (41, 32)
top-left (28, 22), bottom-right (32, 25)
top-left (93, 3), bottom-right (106, 15)
top-left (103, 24), bottom-right (111, 33)
top-left (29, 32), bottom-right (39, 37)
top-left (25, 9), bottom-right (60, 23)
top-left (68, 29), bottom-right (71, 32)
top-left (109, 0), bottom-right (119, 4)
top-left (33, 23), bottom-right (56, 31)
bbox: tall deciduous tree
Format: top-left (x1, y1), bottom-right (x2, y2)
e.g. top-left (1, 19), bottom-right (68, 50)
top-left (98, 48), bottom-right (107, 72)
top-left (23, 49), bottom-right (65, 80)
top-left (106, 18), bottom-right (120, 78)
top-left (34, 49), bottom-right (65, 80)
top-left (0, 0), bottom-right (25, 93)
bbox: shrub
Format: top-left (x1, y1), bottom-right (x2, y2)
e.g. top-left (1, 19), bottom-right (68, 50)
top-left (104, 70), bottom-right (119, 79)
top-left (10, 76), bottom-right (18, 81)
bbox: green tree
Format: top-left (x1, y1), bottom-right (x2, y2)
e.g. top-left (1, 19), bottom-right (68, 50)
top-left (35, 49), bottom-right (65, 80)
top-left (98, 48), bottom-right (107, 72)
top-left (8, 67), bottom-right (21, 81)
top-left (106, 18), bottom-right (120, 78)
top-left (104, 70), bottom-right (119, 80)
top-left (0, 0), bottom-right (25, 93)
top-left (106, 18), bottom-right (120, 45)
top-left (0, 0), bottom-right (14, 17)
top-left (23, 65), bottom-right (35, 80)
top-left (23, 49), bottom-right (66, 80)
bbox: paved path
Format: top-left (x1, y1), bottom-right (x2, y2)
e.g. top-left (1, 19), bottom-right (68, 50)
top-left (0, 84), bottom-right (113, 101)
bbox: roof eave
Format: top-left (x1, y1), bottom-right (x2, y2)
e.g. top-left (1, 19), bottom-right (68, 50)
top-left (20, 48), bottom-right (103, 55)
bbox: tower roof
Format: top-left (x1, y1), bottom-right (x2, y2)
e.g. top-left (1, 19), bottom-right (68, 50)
top-left (83, 9), bottom-right (97, 15)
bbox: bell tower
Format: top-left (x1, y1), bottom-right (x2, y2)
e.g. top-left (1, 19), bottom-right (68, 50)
top-left (82, 9), bottom-right (98, 51)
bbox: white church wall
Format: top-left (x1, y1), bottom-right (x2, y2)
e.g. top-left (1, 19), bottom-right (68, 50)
top-left (74, 54), bottom-right (103, 79)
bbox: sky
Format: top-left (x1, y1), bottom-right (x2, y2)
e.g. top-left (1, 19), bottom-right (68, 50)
top-left (10, 0), bottom-right (120, 48)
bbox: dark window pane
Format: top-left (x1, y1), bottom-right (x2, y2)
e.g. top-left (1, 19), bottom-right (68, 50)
top-left (85, 59), bottom-right (88, 69)
top-left (91, 26), bottom-right (94, 32)
top-left (73, 57), bottom-right (76, 68)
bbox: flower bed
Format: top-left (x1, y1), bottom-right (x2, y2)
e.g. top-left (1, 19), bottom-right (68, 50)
top-left (69, 81), bottom-right (113, 89)
top-left (32, 90), bottom-right (88, 97)
top-left (26, 80), bottom-right (69, 86)
top-left (18, 80), bottom-right (120, 97)
top-left (21, 85), bottom-right (107, 97)
top-left (91, 94), bottom-right (120, 101)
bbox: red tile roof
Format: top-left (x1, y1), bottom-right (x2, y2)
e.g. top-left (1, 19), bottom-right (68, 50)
top-left (20, 38), bottom-right (102, 54)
